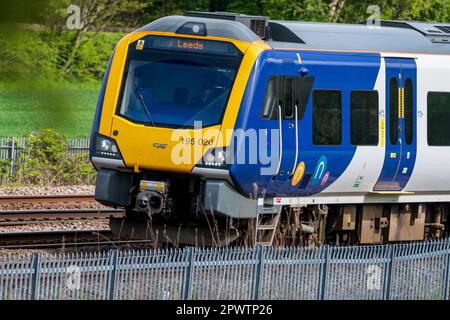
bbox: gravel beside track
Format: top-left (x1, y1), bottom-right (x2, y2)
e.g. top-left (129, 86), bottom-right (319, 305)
top-left (0, 185), bottom-right (95, 197)
top-left (0, 220), bottom-right (110, 233)
top-left (0, 186), bottom-right (107, 212)
top-left (0, 186), bottom-right (120, 247)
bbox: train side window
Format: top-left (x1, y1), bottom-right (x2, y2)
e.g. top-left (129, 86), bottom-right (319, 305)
top-left (261, 77), bottom-right (278, 119)
top-left (312, 90), bottom-right (342, 145)
top-left (350, 91), bottom-right (379, 146)
top-left (428, 92), bottom-right (450, 146)
top-left (284, 77), bottom-right (294, 119)
top-left (389, 78), bottom-right (399, 145)
top-left (404, 78), bottom-right (414, 145)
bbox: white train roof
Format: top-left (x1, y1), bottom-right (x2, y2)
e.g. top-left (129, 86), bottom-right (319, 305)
top-left (269, 20), bottom-right (450, 54)
top-left (137, 13), bottom-right (450, 54)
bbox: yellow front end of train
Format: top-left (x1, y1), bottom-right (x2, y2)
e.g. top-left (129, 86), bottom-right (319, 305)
top-left (94, 29), bottom-right (268, 174)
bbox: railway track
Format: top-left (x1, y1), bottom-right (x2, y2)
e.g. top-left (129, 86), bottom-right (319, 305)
top-left (0, 208), bottom-right (123, 225)
top-left (0, 194), bottom-right (96, 206)
top-left (0, 194), bottom-right (130, 248)
top-left (0, 229), bottom-right (160, 249)
top-left (0, 229), bottom-right (114, 249)
top-left (0, 194), bottom-right (123, 225)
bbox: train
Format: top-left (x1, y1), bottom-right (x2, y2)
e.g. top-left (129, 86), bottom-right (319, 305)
top-left (90, 11), bottom-right (450, 246)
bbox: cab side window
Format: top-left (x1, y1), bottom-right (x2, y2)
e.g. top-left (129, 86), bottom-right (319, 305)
top-left (284, 77), bottom-right (294, 119)
top-left (261, 75), bottom-right (314, 121)
top-left (261, 77), bottom-right (278, 119)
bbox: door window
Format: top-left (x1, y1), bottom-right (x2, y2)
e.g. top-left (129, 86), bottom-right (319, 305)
top-left (389, 78), bottom-right (399, 145)
top-left (404, 78), bottom-right (414, 145)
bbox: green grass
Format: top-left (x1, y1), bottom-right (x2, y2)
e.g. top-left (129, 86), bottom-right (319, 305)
top-left (0, 83), bottom-right (100, 137)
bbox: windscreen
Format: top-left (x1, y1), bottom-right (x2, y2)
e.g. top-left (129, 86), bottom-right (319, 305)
top-left (117, 35), bottom-right (243, 128)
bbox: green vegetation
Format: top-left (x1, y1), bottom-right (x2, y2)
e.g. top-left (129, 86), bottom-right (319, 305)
top-left (0, 30), bottom-right (123, 84)
top-left (0, 31), bottom-right (121, 137)
top-left (4, 0), bottom-right (450, 27)
top-left (1, 0), bottom-right (450, 138)
top-left (0, 159), bottom-right (10, 182)
top-left (0, 85), bottom-right (99, 137)
top-left (7, 129), bottom-right (95, 186)
top-left (0, 0), bottom-right (448, 186)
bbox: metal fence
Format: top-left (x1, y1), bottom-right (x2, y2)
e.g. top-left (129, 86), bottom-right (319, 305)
top-left (1, 239), bottom-right (450, 300)
top-left (0, 137), bottom-right (90, 177)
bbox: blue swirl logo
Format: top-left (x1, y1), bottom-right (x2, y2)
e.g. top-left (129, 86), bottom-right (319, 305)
top-left (310, 156), bottom-right (327, 186)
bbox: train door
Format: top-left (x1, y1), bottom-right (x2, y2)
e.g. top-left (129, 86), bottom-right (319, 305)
top-left (374, 58), bottom-right (417, 191)
top-left (271, 60), bottom-right (297, 189)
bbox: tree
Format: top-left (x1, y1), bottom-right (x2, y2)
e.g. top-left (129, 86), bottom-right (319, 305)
top-left (209, 0), bottom-right (230, 12)
top-left (226, 0), bottom-right (330, 21)
top-left (338, 0), bottom-right (450, 23)
top-left (61, 0), bottom-right (146, 74)
top-left (328, 0), bottom-right (346, 22)
top-left (221, 0), bottom-right (450, 23)
top-left (36, 0), bottom-right (72, 34)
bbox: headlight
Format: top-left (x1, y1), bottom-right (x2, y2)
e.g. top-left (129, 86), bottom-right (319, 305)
top-left (100, 139), bottom-right (112, 152)
top-left (93, 134), bottom-right (122, 159)
top-left (197, 148), bottom-right (228, 168)
top-left (215, 150), bottom-right (227, 164)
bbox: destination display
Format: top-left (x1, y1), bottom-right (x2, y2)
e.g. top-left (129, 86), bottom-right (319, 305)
top-left (134, 35), bottom-right (241, 56)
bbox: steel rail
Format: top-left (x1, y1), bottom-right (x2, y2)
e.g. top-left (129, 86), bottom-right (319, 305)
top-left (0, 229), bottom-right (159, 249)
top-left (0, 208), bottom-right (123, 225)
top-left (0, 229), bottom-right (113, 247)
top-left (0, 194), bottom-right (95, 205)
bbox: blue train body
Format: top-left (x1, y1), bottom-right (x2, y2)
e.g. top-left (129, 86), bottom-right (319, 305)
top-left (90, 13), bottom-right (450, 245)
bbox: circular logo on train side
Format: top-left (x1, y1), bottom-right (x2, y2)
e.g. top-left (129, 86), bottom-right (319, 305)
top-left (291, 161), bottom-right (306, 186)
top-left (310, 156), bottom-right (328, 186)
top-left (320, 171), bottom-right (330, 186)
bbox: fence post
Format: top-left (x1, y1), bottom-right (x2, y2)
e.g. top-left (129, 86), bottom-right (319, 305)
top-left (252, 245), bottom-right (264, 300)
top-left (318, 245), bottom-right (329, 300)
top-left (182, 247), bottom-right (194, 300)
top-left (30, 252), bottom-right (40, 300)
top-left (383, 245), bottom-right (395, 300)
top-left (9, 138), bottom-right (15, 176)
top-left (107, 250), bottom-right (118, 300)
top-left (443, 240), bottom-right (450, 300)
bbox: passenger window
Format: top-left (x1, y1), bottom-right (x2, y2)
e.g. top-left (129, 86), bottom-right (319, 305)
top-left (350, 91), bottom-right (379, 146)
top-left (428, 92), bottom-right (450, 146)
top-left (313, 90), bottom-right (342, 145)
top-left (284, 77), bottom-right (294, 119)
top-left (389, 78), bottom-right (399, 145)
top-left (404, 78), bottom-right (414, 145)
top-left (261, 77), bottom-right (278, 119)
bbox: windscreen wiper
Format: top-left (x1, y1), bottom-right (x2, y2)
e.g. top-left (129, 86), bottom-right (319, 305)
top-left (129, 71), bottom-right (156, 127)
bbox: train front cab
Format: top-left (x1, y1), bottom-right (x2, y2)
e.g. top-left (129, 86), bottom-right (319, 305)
top-left (90, 19), bottom-right (270, 223)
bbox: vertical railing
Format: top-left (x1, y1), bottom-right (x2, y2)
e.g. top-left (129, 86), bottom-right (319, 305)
top-left (443, 239), bottom-right (450, 300)
top-left (318, 245), bottom-right (329, 300)
top-left (1, 241), bottom-right (450, 300)
top-left (383, 245), bottom-right (395, 300)
top-left (9, 138), bottom-right (14, 176)
top-left (107, 250), bottom-right (118, 300)
top-left (252, 245), bottom-right (264, 300)
top-left (30, 252), bottom-right (40, 300)
top-left (182, 247), bottom-right (194, 300)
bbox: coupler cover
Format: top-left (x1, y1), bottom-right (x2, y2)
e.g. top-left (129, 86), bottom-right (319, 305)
top-left (95, 169), bottom-right (132, 207)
